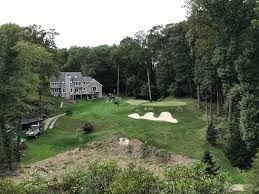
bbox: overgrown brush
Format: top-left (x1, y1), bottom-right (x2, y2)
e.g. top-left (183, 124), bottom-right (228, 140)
top-left (1, 161), bottom-right (227, 194)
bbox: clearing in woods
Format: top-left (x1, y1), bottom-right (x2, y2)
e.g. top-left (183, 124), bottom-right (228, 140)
top-left (21, 98), bottom-right (254, 184)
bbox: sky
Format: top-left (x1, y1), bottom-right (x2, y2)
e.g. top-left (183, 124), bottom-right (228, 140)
top-left (0, 0), bottom-right (187, 48)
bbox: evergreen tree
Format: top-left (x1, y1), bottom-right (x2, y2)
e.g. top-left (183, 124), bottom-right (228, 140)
top-left (202, 150), bottom-right (219, 175)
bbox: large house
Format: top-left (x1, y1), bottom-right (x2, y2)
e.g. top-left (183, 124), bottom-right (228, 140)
top-left (50, 72), bottom-right (102, 99)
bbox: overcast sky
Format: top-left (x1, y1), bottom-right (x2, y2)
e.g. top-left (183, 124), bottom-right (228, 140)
top-left (0, 0), bottom-right (187, 48)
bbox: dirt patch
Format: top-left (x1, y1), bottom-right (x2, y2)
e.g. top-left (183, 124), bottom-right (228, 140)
top-left (12, 136), bottom-right (193, 182)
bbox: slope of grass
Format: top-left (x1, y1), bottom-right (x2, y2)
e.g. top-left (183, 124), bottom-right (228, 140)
top-left (22, 98), bottom-right (254, 185)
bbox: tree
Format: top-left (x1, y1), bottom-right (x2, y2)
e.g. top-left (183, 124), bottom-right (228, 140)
top-left (239, 93), bottom-right (259, 156)
top-left (0, 24), bottom-right (39, 172)
top-left (202, 150), bottom-right (219, 176)
top-left (135, 31), bottom-right (154, 102)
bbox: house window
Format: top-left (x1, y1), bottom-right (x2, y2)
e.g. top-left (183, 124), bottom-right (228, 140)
top-left (75, 88), bottom-right (79, 93)
top-left (62, 88), bottom-right (65, 93)
top-left (54, 89), bottom-right (59, 93)
top-left (92, 86), bottom-right (97, 92)
top-left (71, 88), bottom-right (73, 93)
top-left (83, 82), bottom-right (86, 85)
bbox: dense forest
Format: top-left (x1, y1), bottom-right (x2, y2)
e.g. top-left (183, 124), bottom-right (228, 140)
top-left (0, 0), bottom-right (259, 190)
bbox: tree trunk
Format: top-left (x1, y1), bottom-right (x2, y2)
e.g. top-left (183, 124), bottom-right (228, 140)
top-left (16, 118), bottom-right (22, 161)
top-left (216, 88), bottom-right (220, 116)
top-left (209, 90), bottom-right (213, 125)
top-left (117, 65), bottom-right (120, 97)
top-left (228, 95), bottom-right (232, 122)
top-left (188, 77), bottom-right (193, 98)
top-left (197, 84), bottom-right (201, 108)
top-left (147, 68), bottom-right (152, 102)
top-left (205, 98), bottom-right (209, 125)
top-left (125, 77), bottom-right (128, 97)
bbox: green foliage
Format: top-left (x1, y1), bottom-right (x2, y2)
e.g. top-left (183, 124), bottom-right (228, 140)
top-left (19, 172), bottom-right (59, 194)
top-left (65, 109), bottom-right (73, 117)
top-left (0, 179), bottom-right (24, 194)
top-left (207, 123), bottom-right (217, 145)
top-left (82, 122), bottom-right (94, 134)
top-left (162, 162), bottom-right (226, 194)
top-left (239, 93), bottom-right (259, 152)
top-left (225, 133), bottom-right (253, 170)
top-left (141, 142), bottom-right (153, 158)
top-left (202, 150), bottom-right (219, 176)
top-left (0, 23), bottom-right (59, 173)
top-left (0, 126), bottom-right (17, 174)
top-left (0, 161), bottom-right (227, 194)
top-left (108, 164), bottom-right (159, 194)
top-left (62, 160), bottom-right (119, 194)
top-left (247, 150), bottom-right (259, 192)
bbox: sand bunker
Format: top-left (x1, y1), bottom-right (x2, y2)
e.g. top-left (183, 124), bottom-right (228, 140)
top-left (128, 112), bottom-right (178, 123)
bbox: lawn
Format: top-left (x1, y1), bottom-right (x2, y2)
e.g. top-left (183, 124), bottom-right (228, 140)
top-left (22, 98), bottom-right (254, 185)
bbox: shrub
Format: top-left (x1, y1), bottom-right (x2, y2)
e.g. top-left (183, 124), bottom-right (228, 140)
top-left (83, 160), bottom-right (119, 193)
top-left (19, 172), bottom-right (59, 194)
top-left (65, 109), bottom-right (73, 117)
top-left (162, 162), bottom-right (226, 194)
top-left (141, 142), bottom-right (152, 158)
top-left (202, 150), bottom-right (219, 175)
top-left (62, 161), bottom-right (119, 194)
top-left (155, 149), bottom-right (171, 163)
top-left (1, 161), bottom-right (227, 194)
top-left (0, 179), bottom-right (23, 194)
top-left (61, 166), bottom-right (87, 194)
top-left (108, 164), bottom-right (159, 194)
top-left (82, 122), bottom-right (94, 133)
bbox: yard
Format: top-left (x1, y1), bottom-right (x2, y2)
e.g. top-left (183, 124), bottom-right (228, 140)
top-left (22, 98), bottom-right (254, 185)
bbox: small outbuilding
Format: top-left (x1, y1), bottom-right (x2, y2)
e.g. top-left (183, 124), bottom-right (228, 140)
top-left (21, 117), bottom-right (44, 137)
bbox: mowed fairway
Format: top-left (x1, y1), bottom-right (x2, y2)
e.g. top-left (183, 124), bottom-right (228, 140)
top-left (22, 98), bottom-right (249, 183)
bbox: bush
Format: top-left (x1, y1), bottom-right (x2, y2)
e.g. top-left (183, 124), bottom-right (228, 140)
top-left (82, 122), bottom-right (94, 133)
top-left (202, 150), bottom-right (219, 175)
top-left (19, 172), bottom-right (60, 194)
top-left (108, 164), bottom-right (159, 194)
top-left (0, 179), bottom-right (23, 194)
top-left (162, 162), bottom-right (226, 194)
top-left (141, 142), bottom-right (153, 158)
top-left (62, 161), bottom-right (119, 194)
top-left (1, 161), bottom-right (227, 194)
top-left (65, 109), bottom-right (73, 117)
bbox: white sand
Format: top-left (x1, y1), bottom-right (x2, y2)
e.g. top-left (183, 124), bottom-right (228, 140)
top-left (128, 112), bottom-right (178, 123)
top-left (119, 137), bottom-right (130, 145)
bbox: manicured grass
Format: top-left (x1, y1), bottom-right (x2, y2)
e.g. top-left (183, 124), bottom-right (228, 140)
top-left (125, 99), bottom-right (149, 105)
top-left (22, 98), bottom-right (254, 185)
top-left (144, 100), bottom-right (187, 107)
top-left (125, 99), bottom-right (187, 107)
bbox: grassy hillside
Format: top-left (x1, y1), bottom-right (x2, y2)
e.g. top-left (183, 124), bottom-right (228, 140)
top-left (22, 98), bottom-right (255, 185)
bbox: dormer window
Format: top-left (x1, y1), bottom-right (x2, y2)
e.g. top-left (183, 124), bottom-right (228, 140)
top-left (92, 86), bottom-right (97, 92)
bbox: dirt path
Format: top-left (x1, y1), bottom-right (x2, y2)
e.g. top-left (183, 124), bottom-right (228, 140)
top-left (12, 137), bottom-right (193, 182)
top-left (43, 114), bottom-right (65, 130)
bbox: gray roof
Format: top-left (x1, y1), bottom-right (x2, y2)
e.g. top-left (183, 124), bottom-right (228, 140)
top-left (21, 117), bottom-right (44, 125)
top-left (51, 72), bottom-right (94, 82)
top-left (59, 72), bottom-right (82, 80)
